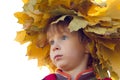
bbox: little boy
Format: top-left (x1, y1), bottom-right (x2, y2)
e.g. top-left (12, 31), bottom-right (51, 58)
top-left (43, 16), bottom-right (97, 80)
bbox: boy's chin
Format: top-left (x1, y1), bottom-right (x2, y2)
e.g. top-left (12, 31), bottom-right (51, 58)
top-left (55, 62), bottom-right (67, 69)
top-left (56, 64), bottom-right (70, 71)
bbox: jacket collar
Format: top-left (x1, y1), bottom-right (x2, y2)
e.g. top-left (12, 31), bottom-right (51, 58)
top-left (56, 68), bottom-right (94, 80)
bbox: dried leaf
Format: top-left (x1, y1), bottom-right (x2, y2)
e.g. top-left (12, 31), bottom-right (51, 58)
top-left (15, 30), bottom-right (38, 44)
top-left (22, 0), bottom-right (29, 4)
top-left (51, 15), bottom-right (66, 24)
top-left (86, 26), bottom-right (107, 35)
top-left (48, 0), bottom-right (71, 8)
top-left (88, 0), bottom-right (120, 19)
top-left (23, 18), bottom-right (34, 29)
top-left (85, 25), bottom-right (120, 36)
top-left (96, 42), bottom-right (120, 79)
top-left (69, 16), bottom-right (88, 32)
top-left (49, 6), bottom-right (77, 16)
top-left (27, 42), bottom-right (50, 62)
top-left (15, 31), bottom-right (27, 44)
top-left (23, 0), bottom-right (37, 14)
top-left (91, 0), bottom-right (107, 7)
top-left (36, 33), bottom-right (47, 48)
top-left (14, 12), bottom-right (32, 24)
top-left (105, 0), bottom-right (120, 19)
top-left (97, 38), bottom-right (116, 51)
top-left (110, 43), bottom-right (120, 79)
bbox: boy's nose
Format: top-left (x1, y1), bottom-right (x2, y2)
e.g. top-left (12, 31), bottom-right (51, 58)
top-left (52, 43), bottom-right (61, 51)
top-left (53, 47), bottom-right (59, 51)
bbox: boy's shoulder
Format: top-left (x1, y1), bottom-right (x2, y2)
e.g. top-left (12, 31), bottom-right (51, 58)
top-left (42, 72), bottom-right (96, 80)
top-left (42, 68), bottom-right (112, 80)
top-left (42, 73), bottom-right (56, 80)
top-left (42, 73), bottom-right (67, 80)
top-left (42, 68), bottom-right (96, 80)
top-left (42, 73), bottom-right (112, 80)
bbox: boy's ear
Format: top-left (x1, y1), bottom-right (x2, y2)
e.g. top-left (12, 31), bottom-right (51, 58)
top-left (85, 43), bottom-right (90, 54)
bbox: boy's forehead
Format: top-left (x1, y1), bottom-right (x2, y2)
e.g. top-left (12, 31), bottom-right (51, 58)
top-left (47, 26), bottom-right (70, 38)
top-left (47, 25), bottom-right (79, 40)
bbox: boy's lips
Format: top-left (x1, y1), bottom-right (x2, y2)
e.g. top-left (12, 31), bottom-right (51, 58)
top-left (54, 55), bottom-right (63, 60)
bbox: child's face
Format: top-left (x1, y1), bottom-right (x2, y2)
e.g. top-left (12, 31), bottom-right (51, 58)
top-left (47, 26), bottom-right (88, 70)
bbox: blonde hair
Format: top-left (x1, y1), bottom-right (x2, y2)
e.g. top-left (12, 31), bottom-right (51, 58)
top-left (47, 16), bottom-right (91, 42)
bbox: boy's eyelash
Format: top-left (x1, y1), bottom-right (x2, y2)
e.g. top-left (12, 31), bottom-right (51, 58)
top-left (48, 35), bottom-right (68, 45)
top-left (49, 40), bottom-right (54, 45)
top-left (61, 35), bottom-right (68, 40)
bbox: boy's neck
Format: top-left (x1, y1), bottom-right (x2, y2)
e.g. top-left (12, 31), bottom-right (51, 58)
top-left (63, 54), bottom-right (88, 80)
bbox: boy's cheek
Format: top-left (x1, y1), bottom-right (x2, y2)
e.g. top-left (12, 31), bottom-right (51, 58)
top-left (50, 53), bottom-right (53, 60)
top-left (50, 52), bottom-right (55, 62)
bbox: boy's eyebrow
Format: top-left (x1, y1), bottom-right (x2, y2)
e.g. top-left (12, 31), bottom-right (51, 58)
top-left (47, 31), bottom-right (70, 40)
top-left (46, 25), bottom-right (71, 40)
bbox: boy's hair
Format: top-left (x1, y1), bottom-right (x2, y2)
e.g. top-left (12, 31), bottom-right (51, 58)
top-left (47, 15), bottom-right (93, 67)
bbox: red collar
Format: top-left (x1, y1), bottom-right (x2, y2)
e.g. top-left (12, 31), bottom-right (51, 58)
top-left (56, 68), bottom-right (94, 80)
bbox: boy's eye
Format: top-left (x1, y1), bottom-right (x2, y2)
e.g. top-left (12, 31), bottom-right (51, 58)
top-left (61, 35), bottom-right (68, 40)
top-left (49, 40), bottom-right (54, 45)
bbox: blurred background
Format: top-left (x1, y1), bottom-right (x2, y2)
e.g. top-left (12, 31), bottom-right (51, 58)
top-left (0, 0), bottom-right (50, 80)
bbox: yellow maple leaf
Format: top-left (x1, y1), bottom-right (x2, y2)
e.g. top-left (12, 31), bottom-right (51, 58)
top-left (88, 0), bottom-right (120, 19)
top-left (85, 25), bottom-right (120, 36)
top-left (35, 33), bottom-right (47, 48)
top-left (39, 13), bottom-right (50, 28)
top-left (51, 15), bottom-right (66, 24)
top-left (97, 38), bottom-right (116, 51)
top-left (48, 0), bottom-right (71, 8)
top-left (27, 42), bottom-right (50, 65)
top-left (27, 42), bottom-right (41, 59)
top-left (26, 12), bottom-right (50, 28)
top-left (26, 12), bottom-right (43, 23)
top-left (23, 18), bottom-right (34, 29)
top-left (86, 26), bottom-right (107, 35)
top-left (22, 0), bottom-right (29, 4)
top-left (15, 30), bottom-right (38, 44)
top-left (96, 42), bottom-right (120, 79)
top-left (69, 16), bottom-right (88, 32)
top-left (110, 43), bottom-right (120, 79)
top-left (48, 0), bottom-right (54, 6)
top-left (105, 0), bottom-right (120, 19)
top-left (14, 12), bottom-right (32, 24)
top-left (15, 30), bottom-right (28, 44)
top-left (91, 0), bottom-right (107, 7)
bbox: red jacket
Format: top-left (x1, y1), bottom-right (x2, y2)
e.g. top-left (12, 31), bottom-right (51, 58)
top-left (43, 68), bottom-right (112, 80)
top-left (43, 74), bottom-right (112, 80)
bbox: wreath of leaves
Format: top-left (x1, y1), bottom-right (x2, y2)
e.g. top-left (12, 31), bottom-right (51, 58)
top-left (14, 0), bottom-right (120, 79)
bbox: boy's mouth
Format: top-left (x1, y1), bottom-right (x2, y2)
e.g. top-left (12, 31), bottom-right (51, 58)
top-left (54, 55), bottom-right (63, 60)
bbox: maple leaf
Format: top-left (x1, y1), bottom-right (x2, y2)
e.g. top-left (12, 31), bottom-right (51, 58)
top-left (14, 12), bottom-right (32, 24)
top-left (69, 16), bottom-right (88, 32)
top-left (88, 0), bottom-right (120, 21)
top-left (15, 30), bottom-right (27, 44)
top-left (36, 33), bottom-right (47, 48)
top-left (27, 42), bottom-right (50, 59)
top-left (48, 6), bottom-right (77, 16)
top-left (23, 0), bottom-right (37, 12)
top-left (27, 42), bottom-right (51, 70)
top-left (22, 0), bottom-right (29, 4)
top-left (96, 39), bottom-right (120, 79)
top-left (51, 15), bottom-right (67, 24)
top-left (15, 30), bottom-right (38, 44)
top-left (48, 0), bottom-right (71, 8)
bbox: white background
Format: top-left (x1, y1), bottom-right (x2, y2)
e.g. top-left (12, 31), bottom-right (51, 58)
top-left (0, 0), bottom-right (50, 80)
